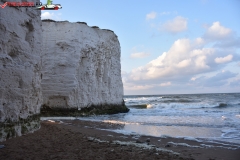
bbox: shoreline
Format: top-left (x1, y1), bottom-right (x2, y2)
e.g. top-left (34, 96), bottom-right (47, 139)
top-left (0, 119), bottom-right (239, 160)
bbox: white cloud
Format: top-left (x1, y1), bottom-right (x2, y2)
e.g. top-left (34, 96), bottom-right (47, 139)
top-left (41, 12), bottom-right (54, 19)
top-left (123, 82), bottom-right (171, 91)
top-left (160, 82), bottom-right (171, 86)
top-left (146, 12), bottom-right (157, 20)
top-left (123, 21), bottom-right (240, 94)
top-left (128, 38), bottom-right (216, 81)
top-left (41, 12), bottom-right (62, 20)
top-left (230, 78), bottom-right (240, 87)
top-left (191, 77), bottom-right (197, 81)
top-left (162, 16), bottom-right (187, 33)
top-left (160, 12), bottom-right (170, 15)
top-left (215, 54), bottom-right (233, 64)
top-left (204, 21), bottom-right (232, 40)
top-left (177, 59), bottom-right (191, 68)
top-left (190, 71), bottom-right (237, 87)
top-left (214, 37), bottom-right (240, 48)
top-left (195, 37), bottom-right (205, 45)
top-left (124, 84), bottom-right (154, 91)
top-left (130, 52), bottom-right (150, 59)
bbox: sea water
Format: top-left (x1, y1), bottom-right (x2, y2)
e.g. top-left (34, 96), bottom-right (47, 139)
top-left (78, 93), bottom-right (240, 145)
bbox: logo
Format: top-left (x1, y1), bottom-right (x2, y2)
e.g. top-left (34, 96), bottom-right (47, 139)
top-left (36, 0), bottom-right (62, 10)
top-left (0, 0), bottom-right (62, 10)
top-left (0, 2), bottom-right (7, 8)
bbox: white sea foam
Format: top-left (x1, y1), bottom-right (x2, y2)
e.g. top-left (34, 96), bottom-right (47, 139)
top-left (147, 104), bottom-right (153, 108)
top-left (221, 115), bottom-right (227, 120)
top-left (75, 93), bottom-right (240, 146)
top-left (156, 140), bottom-right (238, 150)
top-left (47, 120), bottom-right (55, 123)
top-left (183, 137), bottom-right (203, 142)
top-left (159, 135), bottom-right (172, 138)
top-left (112, 140), bottom-right (180, 155)
top-left (41, 117), bottom-right (76, 120)
top-left (167, 142), bottom-right (200, 148)
top-left (102, 120), bottom-right (140, 125)
top-left (200, 143), bottom-right (239, 150)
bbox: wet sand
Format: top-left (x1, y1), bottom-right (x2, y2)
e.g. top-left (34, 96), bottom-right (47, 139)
top-left (0, 119), bottom-right (239, 160)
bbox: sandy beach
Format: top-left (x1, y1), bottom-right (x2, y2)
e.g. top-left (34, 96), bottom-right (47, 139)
top-left (0, 119), bottom-right (239, 160)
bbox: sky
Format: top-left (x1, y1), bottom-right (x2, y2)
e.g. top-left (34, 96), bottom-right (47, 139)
top-left (41, 0), bottom-right (240, 95)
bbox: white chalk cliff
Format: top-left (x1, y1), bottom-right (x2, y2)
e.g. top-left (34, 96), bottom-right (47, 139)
top-left (41, 21), bottom-right (124, 110)
top-left (0, 1), bottom-right (126, 141)
top-left (0, 0), bottom-right (42, 140)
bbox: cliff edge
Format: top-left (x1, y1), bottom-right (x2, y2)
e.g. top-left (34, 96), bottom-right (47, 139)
top-left (41, 20), bottom-right (128, 116)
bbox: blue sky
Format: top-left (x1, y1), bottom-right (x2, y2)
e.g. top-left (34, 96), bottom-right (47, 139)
top-left (41, 0), bottom-right (240, 95)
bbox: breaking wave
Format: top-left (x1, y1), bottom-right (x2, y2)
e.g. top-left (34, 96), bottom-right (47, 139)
top-left (214, 103), bottom-right (228, 108)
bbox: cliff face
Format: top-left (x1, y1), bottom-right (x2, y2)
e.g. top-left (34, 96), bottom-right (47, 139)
top-left (0, 1), bottom-right (127, 141)
top-left (41, 21), bottom-right (125, 114)
top-left (0, 0), bottom-right (42, 141)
